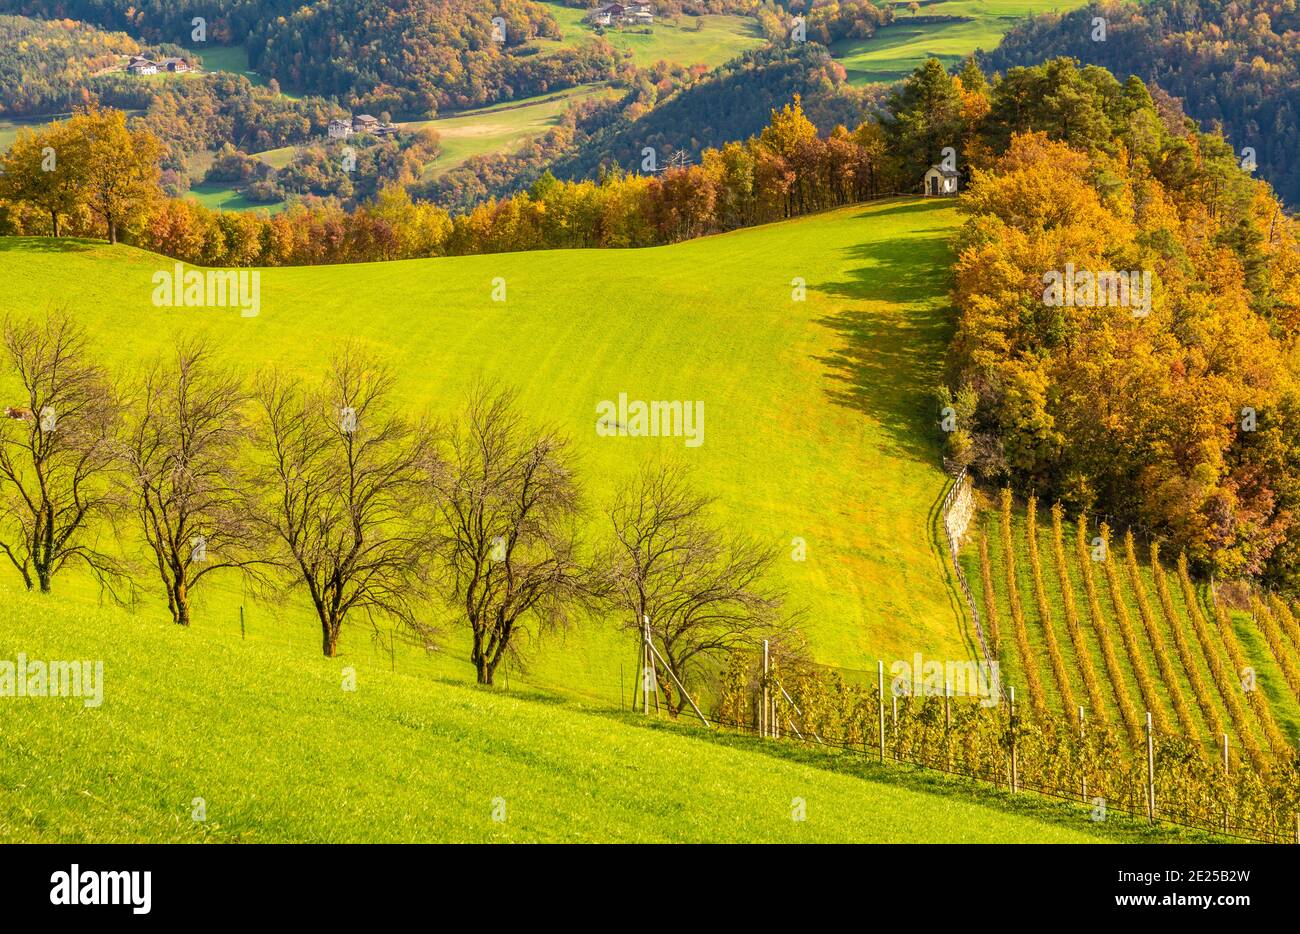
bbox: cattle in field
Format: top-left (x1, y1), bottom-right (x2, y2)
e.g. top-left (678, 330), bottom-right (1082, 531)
top-left (5, 406), bottom-right (33, 420)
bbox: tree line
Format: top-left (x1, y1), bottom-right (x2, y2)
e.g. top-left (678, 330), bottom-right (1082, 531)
top-left (0, 316), bottom-right (793, 693)
top-left (983, 0), bottom-right (1300, 207)
top-left (0, 91), bottom-right (898, 261)
top-left (937, 55), bottom-right (1300, 590)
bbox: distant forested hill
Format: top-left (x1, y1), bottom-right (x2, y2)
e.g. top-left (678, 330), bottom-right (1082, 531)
top-left (549, 44), bottom-right (874, 182)
top-left (0, 0), bottom-right (622, 117)
top-left (0, 14), bottom-right (145, 115)
top-left (982, 0), bottom-right (1300, 206)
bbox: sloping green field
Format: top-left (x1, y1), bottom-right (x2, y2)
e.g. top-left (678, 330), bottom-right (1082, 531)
top-left (401, 84), bottom-right (611, 178)
top-left (0, 199), bottom-right (972, 698)
top-left (535, 4), bottom-right (766, 69)
top-left (0, 584), bottom-right (1197, 842)
top-left (834, 0), bottom-right (1084, 84)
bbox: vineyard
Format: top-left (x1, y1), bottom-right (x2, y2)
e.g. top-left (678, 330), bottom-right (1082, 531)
top-left (711, 488), bottom-right (1300, 842)
top-left (967, 493), bottom-right (1300, 756)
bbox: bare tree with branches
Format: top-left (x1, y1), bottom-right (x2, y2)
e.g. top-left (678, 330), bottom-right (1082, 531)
top-left (428, 384), bottom-right (592, 685)
top-left (124, 337), bottom-right (270, 625)
top-left (606, 461), bottom-right (791, 715)
top-left (254, 350), bottom-right (434, 657)
top-left (0, 313), bottom-right (126, 594)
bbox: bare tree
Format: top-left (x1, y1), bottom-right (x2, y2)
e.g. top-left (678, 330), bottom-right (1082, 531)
top-left (124, 338), bottom-right (269, 625)
top-left (606, 461), bottom-right (790, 715)
top-left (428, 385), bottom-right (592, 685)
top-left (254, 350), bottom-right (434, 657)
top-left (0, 313), bottom-right (126, 594)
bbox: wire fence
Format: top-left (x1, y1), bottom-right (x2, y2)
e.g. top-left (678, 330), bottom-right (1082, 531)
top-left (653, 644), bottom-right (1300, 845)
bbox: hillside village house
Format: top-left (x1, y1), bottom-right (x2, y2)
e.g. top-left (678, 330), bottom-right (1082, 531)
top-left (126, 55), bottom-right (190, 75)
top-left (923, 164), bottom-right (960, 196)
top-left (587, 3), bottom-right (654, 26)
top-left (328, 114), bottom-right (400, 140)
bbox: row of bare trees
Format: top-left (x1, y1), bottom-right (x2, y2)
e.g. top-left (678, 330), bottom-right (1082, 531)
top-left (0, 313), bottom-right (793, 696)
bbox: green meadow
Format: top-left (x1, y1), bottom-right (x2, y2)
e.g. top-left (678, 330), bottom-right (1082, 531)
top-left (0, 200), bottom-right (1232, 844)
top-left (0, 198), bottom-right (970, 697)
top-left (834, 0), bottom-right (1084, 84)
top-left (536, 4), bottom-right (767, 68)
top-left (402, 84), bottom-right (611, 178)
top-left (195, 45), bottom-right (273, 89)
top-left (186, 180), bottom-right (286, 214)
top-left (0, 584), bottom-right (1204, 842)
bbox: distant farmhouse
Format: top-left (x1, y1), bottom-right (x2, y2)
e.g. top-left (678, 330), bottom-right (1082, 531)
top-left (126, 55), bottom-right (190, 76)
top-left (587, 3), bottom-right (654, 26)
top-left (328, 114), bottom-right (400, 140)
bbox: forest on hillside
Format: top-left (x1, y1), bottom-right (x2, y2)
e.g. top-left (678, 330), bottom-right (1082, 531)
top-left (982, 0), bottom-right (1300, 206)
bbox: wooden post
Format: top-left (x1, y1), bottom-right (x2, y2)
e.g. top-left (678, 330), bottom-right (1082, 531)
top-left (762, 640), bottom-right (770, 739)
top-left (877, 660), bottom-right (885, 763)
top-left (240, 604), bottom-right (245, 640)
top-left (1147, 711), bottom-right (1158, 818)
top-left (1009, 686), bottom-right (1017, 793)
top-left (943, 679), bottom-right (951, 770)
top-left (1079, 705), bottom-right (1087, 803)
top-left (1222, 733), bottom-right (1229, 775)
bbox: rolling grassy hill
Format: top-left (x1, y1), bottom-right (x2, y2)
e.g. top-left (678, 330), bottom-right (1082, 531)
top-left (0, 581), bottom-right (1203, 842)
top-left (0, 198), bottom-right (970, 702)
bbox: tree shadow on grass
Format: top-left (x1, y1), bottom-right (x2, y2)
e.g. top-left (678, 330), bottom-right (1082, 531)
top-left (0, 236), bottom-right (98, 254)
top-left (809, 206), bottom-right (956, 467)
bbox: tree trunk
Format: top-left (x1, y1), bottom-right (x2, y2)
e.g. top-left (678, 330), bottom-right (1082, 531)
top-left (172, 578), bottom-right (191, 626)
top-left (50, 212), bottom-right (60, 237)
top-left (321, 620), bottom-right (340, 657)
top-left (37, 566), bottom-right (51, 593)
